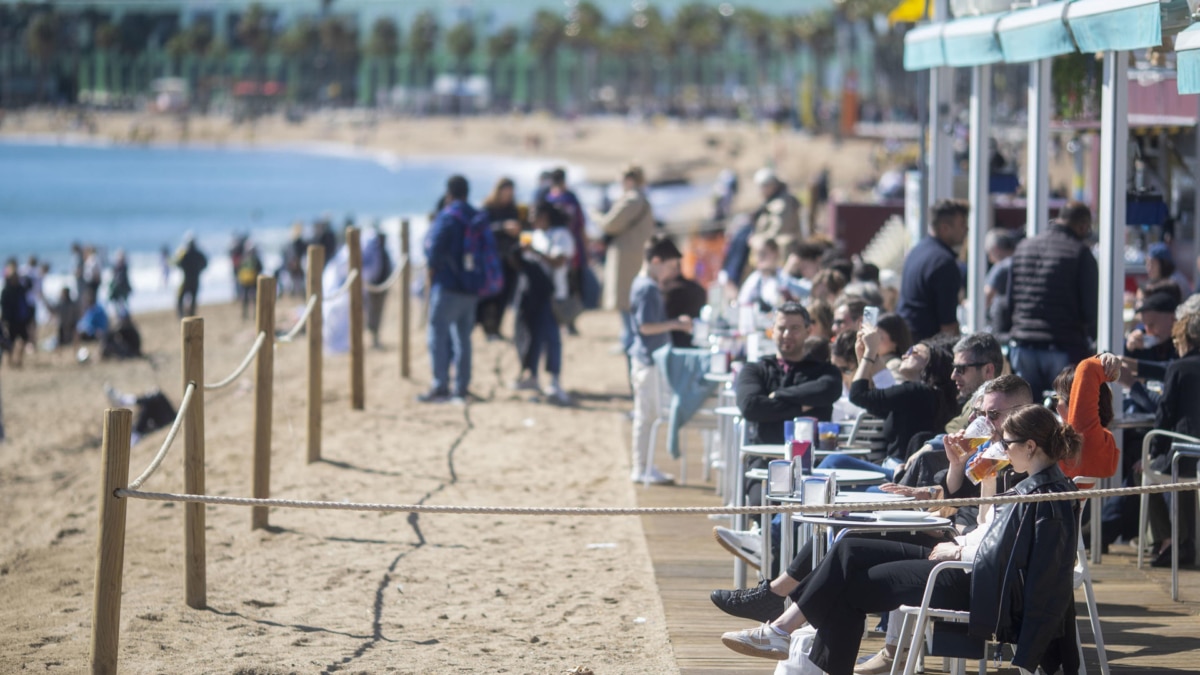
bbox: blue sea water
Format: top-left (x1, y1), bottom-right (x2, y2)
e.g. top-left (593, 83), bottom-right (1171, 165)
top-left (0, 139), bottom-right (706, 314)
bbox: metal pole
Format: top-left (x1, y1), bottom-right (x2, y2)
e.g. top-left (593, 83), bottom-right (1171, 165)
top-left (967, 64), bottom-right (992, 334)
top-left (1026, 4), bottom-right (1052, 237)
top-left (1096, 50), bottom-right (1129, 565)
top-left (927, 0), bottom-right (954, 210)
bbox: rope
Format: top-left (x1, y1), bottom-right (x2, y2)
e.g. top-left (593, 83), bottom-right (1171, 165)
top-left (276, 294), bottom-right (318, 344)
top-left (364, 254), bottom-right (406, 294)
top-left (203, 332), bottom-right (266, 391)
top-left (325, 268), bottom-right (359, 301)
top-left (116, 480), bottom-right (1200, 516)
top-left (127, 382), bottom-right (196, 491)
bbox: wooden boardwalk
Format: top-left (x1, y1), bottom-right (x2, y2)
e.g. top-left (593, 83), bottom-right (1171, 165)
top-left (636, 431), bottom-right (1200, 674)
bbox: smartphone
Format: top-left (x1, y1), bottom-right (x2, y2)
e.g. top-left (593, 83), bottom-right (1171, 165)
top-left (768, 460), bottom-right (794, 496)
top-left (863, 306), bottom-right (880, 329)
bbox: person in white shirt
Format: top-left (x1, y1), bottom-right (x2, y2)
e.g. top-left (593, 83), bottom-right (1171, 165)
top-left (737, 238), bottom-right (786, 311)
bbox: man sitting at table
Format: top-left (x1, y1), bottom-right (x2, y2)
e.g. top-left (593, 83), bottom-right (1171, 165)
top-left (716, 303), bottom-right (841, 562)
top-left (735, 301), bottom-right (842, 446)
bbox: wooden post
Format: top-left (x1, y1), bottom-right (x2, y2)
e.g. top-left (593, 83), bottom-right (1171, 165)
top-left (182, 318), bottom-right (206, 608)
top-left (306, 245), bottom-right (324, 464)
top-left (252, 275), bottom-right (276, 530)
top-left (347, 226), bottom-right (365, 410)
top-left (400, 219), bottom-right (411, 379)
top-left (90, 408), bottom-right (132, 675)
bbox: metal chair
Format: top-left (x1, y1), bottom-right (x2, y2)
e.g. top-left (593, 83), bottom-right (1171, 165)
top-left (1137, 430), bottom-right (1200, 589)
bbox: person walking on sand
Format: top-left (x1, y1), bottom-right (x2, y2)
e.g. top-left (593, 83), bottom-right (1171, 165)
top-left (546, 167), bottom-right (587, 336)
top-left (1, 260), bottom-right (33, 368)
top-left (363, 226), bottom-right (394, 350)
top-left (175, 232), bottom-right (208, 318)
top-left (595, 165), bottom-right (656, 361)
top-left (108, 249), bottom-right (132, 314)
top-left (419, 175), bottom-right (479, 404)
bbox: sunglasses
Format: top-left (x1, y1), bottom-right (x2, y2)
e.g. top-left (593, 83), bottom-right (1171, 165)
top-left (971, 404), bottom-right (1021, 421)
top-left (997, 438), bottom-right (1026, 452)
top-left (951, 362), bottom-right (988, 375)
top-left (903, 346), bottom-right (927, 359)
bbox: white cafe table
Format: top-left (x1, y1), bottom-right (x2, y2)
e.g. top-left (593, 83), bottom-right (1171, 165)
top-left (763, 491), bottom-right (915, 576)
top-left (794, 512), bottom-right (954, 570)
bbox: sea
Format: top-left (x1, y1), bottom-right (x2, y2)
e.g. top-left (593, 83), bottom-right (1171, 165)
top-left (0, 138), bottom-right (708, 315)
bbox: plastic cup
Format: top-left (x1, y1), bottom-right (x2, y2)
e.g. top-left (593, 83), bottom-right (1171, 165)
top-left (818, 422), bottom-right (839, 451)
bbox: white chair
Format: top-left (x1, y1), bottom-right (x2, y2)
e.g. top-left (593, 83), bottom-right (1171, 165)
top-left (1136, 430), bottom-right (1200, 578)
top-left (893, 494), bottom-right (1107, 675)
top-left (643, 367), bottom-right (685, 487)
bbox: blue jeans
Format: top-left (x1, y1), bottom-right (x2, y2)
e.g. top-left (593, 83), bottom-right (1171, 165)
top-left (527, 305), bottom-right (561, 377)
top-left (1009, 343), bottom-right (1071, 401)
top-left (427, 285), bottom-right (478, 396)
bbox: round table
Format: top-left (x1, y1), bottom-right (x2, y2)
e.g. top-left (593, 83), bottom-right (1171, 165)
top-left (793, 513), bottom-right (955, 568)
top-left (765, 492), bottom-right (916, 567)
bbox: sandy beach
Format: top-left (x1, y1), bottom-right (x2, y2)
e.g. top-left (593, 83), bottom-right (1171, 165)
top-left (0, 290), bottom-right (691, 672)
top-left (0, 110), bottom-right (888, 673)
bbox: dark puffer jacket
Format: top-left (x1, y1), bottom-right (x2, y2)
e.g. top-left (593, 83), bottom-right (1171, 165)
top-left (1004, 225), bottom-right (1098, 361)
top-left (969, 464), bottom-right (1080, 675)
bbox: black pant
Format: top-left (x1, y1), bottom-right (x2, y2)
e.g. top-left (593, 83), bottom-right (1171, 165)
top-left (797, 538), bottom-right (970, 675)
top-left (785, 530), bottom-right (954, 601)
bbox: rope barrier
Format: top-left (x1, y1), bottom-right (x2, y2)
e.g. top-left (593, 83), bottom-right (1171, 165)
top-left (127, 382), bottom-right (196, 491)
top-left (325, 268), bottom-right (359, 301)
top-left (364, 254), bottom-right (407, 294)
top-left (276, 294), bottom-right (318, 345)
top-left (203, 332), bottom-right (266, 391)
top-left (116, 479), bottom-right (1200, 516)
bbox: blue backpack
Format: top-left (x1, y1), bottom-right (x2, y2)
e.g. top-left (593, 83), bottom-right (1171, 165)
top-left (459, 208), bottom-right (504, 298)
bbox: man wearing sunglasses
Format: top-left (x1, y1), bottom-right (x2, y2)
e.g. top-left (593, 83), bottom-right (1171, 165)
top-left (945, 333), bottom-right (1005, 434)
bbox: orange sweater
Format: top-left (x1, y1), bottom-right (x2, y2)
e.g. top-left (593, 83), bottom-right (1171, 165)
top-left (1060, 357), bottom-right (1119, 479)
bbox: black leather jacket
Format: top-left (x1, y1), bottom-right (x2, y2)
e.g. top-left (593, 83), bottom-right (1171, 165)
top-left (968, 465), bottom-right (1080, 675)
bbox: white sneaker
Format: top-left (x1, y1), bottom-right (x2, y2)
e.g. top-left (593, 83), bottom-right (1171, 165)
top-left (631, 467), bottom-right (675, 485)
top-left (720, 622), bottom-right (791, 660)
top-left (545, 384), bottom-right (571, 406)
top-left (713, 526), bottom-right (763, 570)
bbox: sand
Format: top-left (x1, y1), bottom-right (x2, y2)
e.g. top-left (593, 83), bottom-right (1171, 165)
top-left (0, 110), bottom-right (893, 673)
top-left (0, 293), bottom-right (683, 673)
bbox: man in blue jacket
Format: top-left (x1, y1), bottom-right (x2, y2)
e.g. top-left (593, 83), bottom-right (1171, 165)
top-left (421, 175), bottom-right (478, 403)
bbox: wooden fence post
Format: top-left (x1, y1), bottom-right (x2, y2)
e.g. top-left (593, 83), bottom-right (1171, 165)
top-left (347, 226), bottom-right (365, 410)
top-left (182, 318), bottom-right (206, 608)
top-left (306, 245), bottom-right (324, 464)
top-left (252, 275), bottom-right (276, 530)
top-left (90, 408), bottom-right (132, 675)
top-left (400, 218), bottom-right (411, 379)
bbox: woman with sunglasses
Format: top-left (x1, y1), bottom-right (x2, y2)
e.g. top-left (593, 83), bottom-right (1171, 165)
top-left (840, 330), bottom-right (957, 477)
top-left (721, 404), bottom-right (1082, 675)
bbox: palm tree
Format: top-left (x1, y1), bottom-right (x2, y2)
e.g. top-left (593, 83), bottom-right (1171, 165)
top-left (318, 16), bottom-right (357, 103)
top-left (529, 9), bottom-right (564, 111)
top-left (235, 2), bottom-right (272, 112)
top-left (279, 18), bottom-right (318, 102)
top-left (736, 7), bottom-right (772, 112)
top-left (486, 25), bottom-right (519, 108)
top-left (445, 21), bottom-right (475, 78)
top-left (673, 2), bottom-right (721, 110)
top-left (365, 16), bottom-right (400, 99)
top-left (408, 10), bottom-right (438, 91)
top-left (24, 11), bottom-right (59, 102)
top-left (564, 1), bottom-right (605, 112)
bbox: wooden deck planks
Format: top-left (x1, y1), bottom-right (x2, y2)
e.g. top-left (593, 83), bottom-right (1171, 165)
top-left (636, 428), bottom-right (1200, 674)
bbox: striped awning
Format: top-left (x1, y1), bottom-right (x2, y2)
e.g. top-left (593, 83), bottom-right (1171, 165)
top-left (904, 23), bottom-right (947, 71)
top-left (995, 1), bottom-right (1077, 63)
top-left (941, 13), bottom-right (1006, 67)
top-left (1178, 23), bottom-right (1200, 95)
top-left (1066, 0), bottom-right (1163, 52)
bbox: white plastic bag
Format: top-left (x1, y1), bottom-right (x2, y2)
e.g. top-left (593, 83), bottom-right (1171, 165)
top-left (773, 626), bottom-right (829, 675)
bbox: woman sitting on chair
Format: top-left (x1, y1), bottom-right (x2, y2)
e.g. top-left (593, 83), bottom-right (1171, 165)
top-left (721, 404), bottom-right (1082, 675)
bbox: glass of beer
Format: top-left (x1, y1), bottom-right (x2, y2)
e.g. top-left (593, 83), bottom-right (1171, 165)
top-left (519, 231), bottom-right (534, 247)
top-left (966, 449), bottom-right (1011, 485)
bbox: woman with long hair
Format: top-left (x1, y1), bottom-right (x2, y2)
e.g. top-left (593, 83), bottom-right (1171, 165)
top-left (477, 177), bottom-right (523, 340)
top-left (839, 332), bottom-right (957, 472)
top-left (721, 404), bottom-right (1082, 675)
